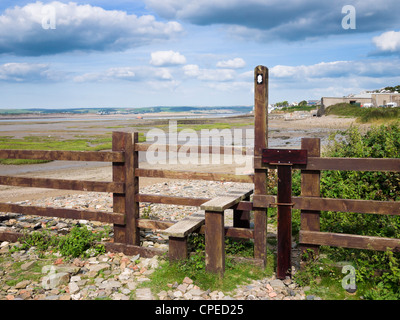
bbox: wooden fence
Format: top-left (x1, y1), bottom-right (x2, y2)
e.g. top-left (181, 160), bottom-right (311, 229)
top-left (1, 65), bottom-right (400, 279)
top-left (254, 137), bottom-right (400, 277)
top-left (0, 130), bottom-right (259, 270)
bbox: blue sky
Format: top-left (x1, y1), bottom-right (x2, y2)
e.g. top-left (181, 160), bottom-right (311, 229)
top-left (1, 0), bottom-right (400, 109)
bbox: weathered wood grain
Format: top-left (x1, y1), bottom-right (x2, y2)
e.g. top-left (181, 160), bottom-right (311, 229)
top-left (0, 202), bottom-right (124, 224)
top-left (0, 149), bottom-right (124, 162)
top-left (162, 212), bottom-right (205, 238)
top-left (0, 176), bottom-right (124, 193)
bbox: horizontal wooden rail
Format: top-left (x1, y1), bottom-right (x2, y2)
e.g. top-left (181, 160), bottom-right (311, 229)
top-left (255, 156), bottom-right (400, 172)
top-left (0, 176), bottom-right (124, 193)
top-left (0, 203), bottom-right (125, 225)
top-left (135, 168), bottom-right (254, 183)
top-left (136, 218), bottom-right (254, 239)
top-left (135, 143), bottom-right (253, 155)
top-left (253, 195), bottom-right (400, 215)
top-left (0, 149), bottom-right (124, 162)
top-left (300, 230), bottom-right (400, 252)
top-left (137, 194), bottom-right (209, 207)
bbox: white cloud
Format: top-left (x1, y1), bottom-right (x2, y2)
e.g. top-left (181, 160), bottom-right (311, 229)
top-left (74, 66), bottom-right (173, 82)
top-left (0, 62), bottom-right (57, 82)
top-left (0, 1), bottom-right (183, 56)
top-left (150, 50), bottom-right (187, 66)
top-left (270, 60), bottom-right (400, 79)
top-left (373, 31), bottom-right (400, 53)
top-left (216, 58), bottom-right (246, 69)
top-left (183, 64), bottom-right (235, 81)
top-left (145, 0), bottom-right (400, 41)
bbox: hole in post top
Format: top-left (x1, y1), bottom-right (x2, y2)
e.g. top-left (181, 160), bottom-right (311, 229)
top-left (257, 74), bottom-right (263, 84)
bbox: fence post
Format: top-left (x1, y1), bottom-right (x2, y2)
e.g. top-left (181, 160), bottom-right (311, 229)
top-left (253, 65), bottom-right (268, 266)
top-left (112, 131), bottom-right (140, 245)
top-left (205, 210), bottom-right (225, 276)
top-left (300, 138), bottom-right (321, 258)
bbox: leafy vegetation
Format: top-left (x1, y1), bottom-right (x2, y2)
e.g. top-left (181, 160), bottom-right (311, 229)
top-left (12, 225), bottom-right (110, 258)
top-left (286, 123), bottom-right (400, 299)
top-left (325, 102), bottom-right (400, 123)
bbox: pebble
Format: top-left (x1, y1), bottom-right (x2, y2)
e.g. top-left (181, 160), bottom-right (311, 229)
top-left (0, 180), bottom-right (320, 300)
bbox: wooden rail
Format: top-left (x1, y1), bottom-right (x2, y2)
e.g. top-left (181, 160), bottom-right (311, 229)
top-left (0, 130), bottom-right (257, 270)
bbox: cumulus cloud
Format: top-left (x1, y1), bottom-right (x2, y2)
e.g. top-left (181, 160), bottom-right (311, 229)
top-left (270, 60), bottom-right (400, 80)
top-left (216, 58), bottom-right (246, 69)
top-left (373, 31), bottom-right (400, 53)
top-left (0, 1), bottom-right (183, 56)
top-left (150, 50), bottom-right (186, 66)
top-left (145, 0), bottom-right (400, 41)
top-left (74, 66), bottom-right (173, 82)
top-left (0, 62), bottom-right (58, 82)
top-left (182, 64), bottom-right (235, 81)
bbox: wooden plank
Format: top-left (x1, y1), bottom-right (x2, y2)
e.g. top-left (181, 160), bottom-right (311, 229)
top-left (169, 237), bottom-right (188, 261)
top-left (256, 156), bottom-right (400, 172)
top-left (162, 212), bottom-right (205, 238)
top-left (137, 218), bottom-right (254, 239)
top-left (0, 202), bottom-right (125, 224)
top-left (298, 197), bottom-right (400, 215)
top-left (137, 219), bottom-right (174, 230)
top-left (300, 138), bottom-right (321, 257)
top-left (0, 230), bottom-right (24, 243)
top-left (276, 164), bottom-right (292, 279)
top-left (124, 132), bottom-right (140, 246)
top-left (253, 65), bottom-right (268, 267)
top-left (253, 194), bottom-right (400, 216)
top-left (137, 194), bottom-right (209, 207)
top-left (0, 176), bottom-right (124, 193)
top-left (205, 210), bottom-right (225, 275)
top-left (300, 230), bottom-right (400, 252)
top-left (135, 168), bottom-right (254, 183)
top-left (200, 188), bottom-right (253, 212)
top-left (262, 149), bottom-right (307, 165)
top-left (0, 149), bottom-right (124, 162)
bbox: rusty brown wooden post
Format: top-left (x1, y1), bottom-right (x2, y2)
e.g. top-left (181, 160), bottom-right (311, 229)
top-left (300, 138), bottom-right (321, 258)
top-left (233, 194), bottom-right (251, 229)
top-left (276, 164), bottom-right (293, 279)
top-left (205, 210), bottom-right (225, 276)
top-left (112, 131), bottom-right (140, 245)
top-left (253, 65), bottom-right (268, 266)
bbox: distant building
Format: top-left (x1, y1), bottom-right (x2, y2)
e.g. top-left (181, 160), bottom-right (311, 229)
top-left (319, 93), bottom-right (400, 115)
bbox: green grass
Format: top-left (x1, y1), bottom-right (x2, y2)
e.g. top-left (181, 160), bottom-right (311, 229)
top-left (0, 133), bottom-right (146, 164)
top-left (325, 103), bottom-right (400, 123)
top-left (280, 106), bottom-right (317, 112)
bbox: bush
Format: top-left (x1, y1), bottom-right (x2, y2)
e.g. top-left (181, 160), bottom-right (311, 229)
top-left (313, 124), bottom-right (400, 299)
top-left (15, 225), bottom-right (109, 258)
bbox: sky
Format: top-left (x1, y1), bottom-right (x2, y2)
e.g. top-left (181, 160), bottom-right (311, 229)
top-left (1, 0), bottom-right (400, 109)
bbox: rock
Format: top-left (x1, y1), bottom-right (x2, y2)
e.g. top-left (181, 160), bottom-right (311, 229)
top-left (136, 288), bottom-right (153, 300)
top-left (68, 282), bottom-right (80, 294)
top-left (270, 279), bottom-right (285, 289)
top-left (21, 261), bottom-right (36, 270)
top-left (183, 277), bottom-right (193, 284)
top-left (42, 272), bottom-right (70, 289)
top-left (14, 280), bottom-right (30, 289)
